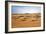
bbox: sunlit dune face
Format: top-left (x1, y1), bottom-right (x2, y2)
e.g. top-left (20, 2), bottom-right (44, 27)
top-left (11, 13), bottom-right (41, 28)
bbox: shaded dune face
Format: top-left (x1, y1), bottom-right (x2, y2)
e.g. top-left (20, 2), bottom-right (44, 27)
top-left (11, 13), bottom-right (41, 28)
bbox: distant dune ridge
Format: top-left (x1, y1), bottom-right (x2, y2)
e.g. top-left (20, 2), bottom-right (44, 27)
top-left (11, 13), bottom-right (41, 28)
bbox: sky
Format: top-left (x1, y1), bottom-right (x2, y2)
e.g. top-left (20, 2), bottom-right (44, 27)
top-left (11, 6), bottom-right (41, 14)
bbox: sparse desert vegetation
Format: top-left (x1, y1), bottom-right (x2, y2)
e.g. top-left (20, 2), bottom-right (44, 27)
top-left (11, 13), bottom-right (41, 28)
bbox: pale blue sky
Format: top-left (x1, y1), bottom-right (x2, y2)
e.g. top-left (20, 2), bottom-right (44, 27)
top-left (11, 6), bottom-right (41, 14)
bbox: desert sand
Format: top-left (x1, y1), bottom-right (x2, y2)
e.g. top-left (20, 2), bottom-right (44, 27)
top-left (11, 13), bottom-right (41, 28)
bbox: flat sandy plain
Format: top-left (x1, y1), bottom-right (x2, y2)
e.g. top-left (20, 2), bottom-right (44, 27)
top-left (11, 13), bottom-right (41, 28)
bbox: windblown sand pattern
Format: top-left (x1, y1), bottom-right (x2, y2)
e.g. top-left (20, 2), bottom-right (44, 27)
top-left (11, 13), bottom-right (41, 28)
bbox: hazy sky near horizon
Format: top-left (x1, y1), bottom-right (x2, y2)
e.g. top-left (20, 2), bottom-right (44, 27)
top-left (11, 6), bottom-right (41, 14)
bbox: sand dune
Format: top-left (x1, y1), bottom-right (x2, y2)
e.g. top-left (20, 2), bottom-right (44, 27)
top-left (11, 13), bottom-right (41, 28)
